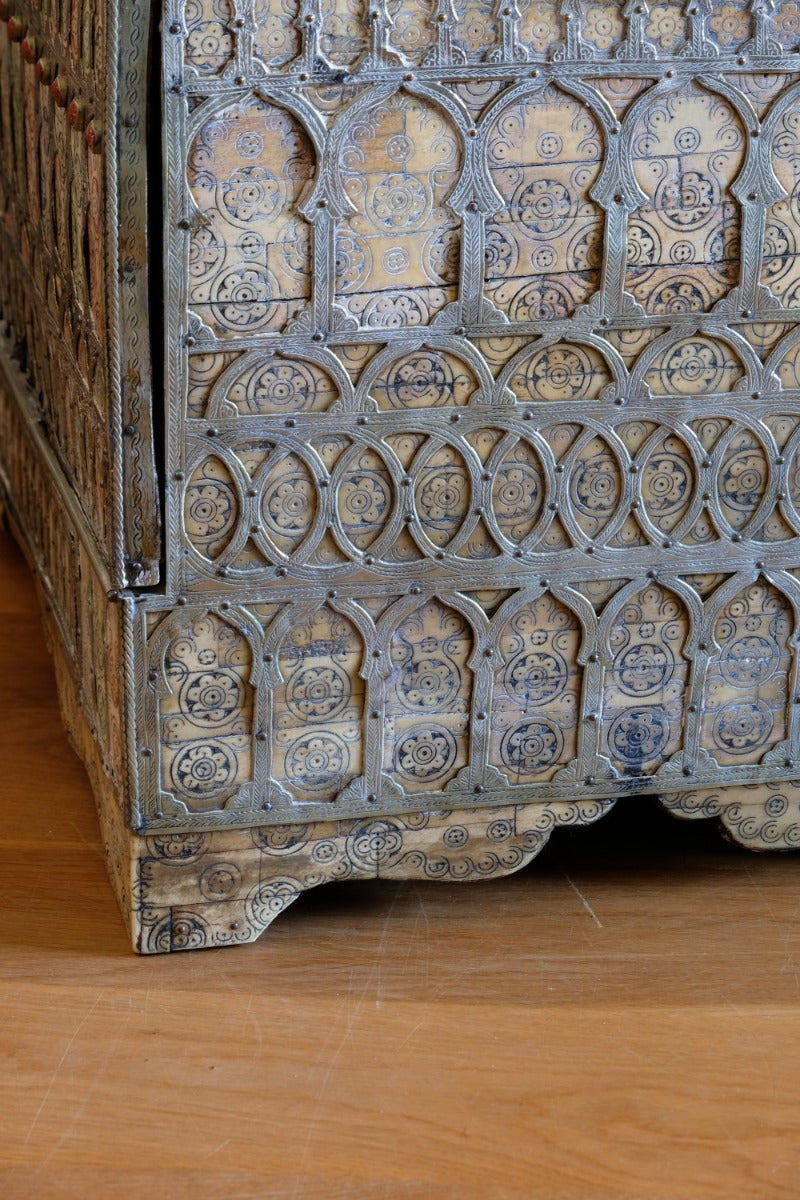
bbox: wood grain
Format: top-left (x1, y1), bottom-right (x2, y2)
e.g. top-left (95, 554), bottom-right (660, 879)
top-left (2, 523), bottom-right (800, 1199)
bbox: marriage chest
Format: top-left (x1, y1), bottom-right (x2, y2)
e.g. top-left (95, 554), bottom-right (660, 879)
top-left (3, 0), bottom-right (800, 950)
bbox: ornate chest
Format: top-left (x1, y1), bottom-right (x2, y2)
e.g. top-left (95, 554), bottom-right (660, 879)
top-left (3, 0), bottom-right (800, 952)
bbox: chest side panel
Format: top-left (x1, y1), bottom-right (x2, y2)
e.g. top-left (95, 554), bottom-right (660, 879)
top-left (0, 0), bottom-right (161, 585)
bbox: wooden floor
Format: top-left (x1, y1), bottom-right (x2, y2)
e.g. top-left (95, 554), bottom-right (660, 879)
top-left (2, 524), bottom-right (800, 1199)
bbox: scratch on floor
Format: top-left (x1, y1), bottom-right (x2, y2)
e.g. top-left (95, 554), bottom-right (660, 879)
top-left (563, 872), bottom-right (603, 929)
top-left (22, 993), bottom-right (103, 1148)
top-left (744, 864), bottom-right (779, 924)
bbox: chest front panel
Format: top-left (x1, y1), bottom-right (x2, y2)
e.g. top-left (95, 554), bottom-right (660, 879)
top-left (137, 0), bottom-right (800, 831)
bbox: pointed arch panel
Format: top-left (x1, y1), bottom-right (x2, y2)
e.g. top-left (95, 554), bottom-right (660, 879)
top-left (335, 91), bottom-right (462, 327)
top-left (272, 606), bottom-right (365, 802)
top-left (483, 85), bottom-right (604, 321)
top-left (702, 582), bottom-right (793, 766)
top-left (159, 613), bottom-right (255, 811)
top-left (626, 84), bottom-right (745, 314)
top-left (602, 584), bottom-right (691, 775)
top-left (187, 96), bottom-right (314, 335)
top-left (490, 594), bottom-right (582, 783)
top-left (384, 599), bottom-right (473, 792)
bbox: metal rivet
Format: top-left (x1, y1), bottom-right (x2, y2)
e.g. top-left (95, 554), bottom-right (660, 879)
top-left (276, 566), bottom-right (288, 576)
top-left (35, 58), bottom-right (53, 84)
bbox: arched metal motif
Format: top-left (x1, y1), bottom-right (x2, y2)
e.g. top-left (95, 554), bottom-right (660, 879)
top-left (144, 0), bottom-right (800, 831)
